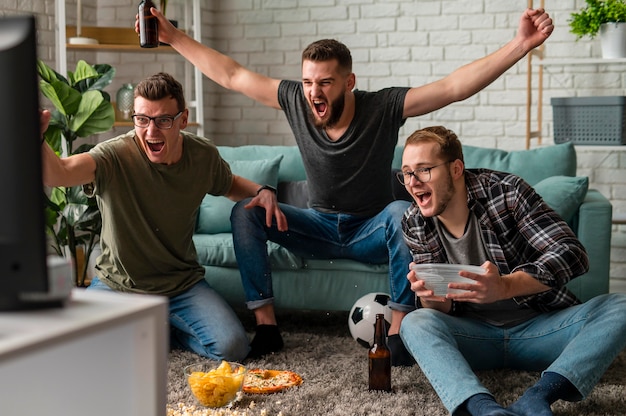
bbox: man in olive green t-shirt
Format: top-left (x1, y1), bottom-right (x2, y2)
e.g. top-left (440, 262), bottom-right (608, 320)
top-left (40, 72), bottom-right (287, 361)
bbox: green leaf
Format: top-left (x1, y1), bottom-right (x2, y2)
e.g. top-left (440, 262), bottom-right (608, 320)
top-left (569, 0), bottom-right (626, 39)
top-left (42, 122), bottom-right (63, 154)
top-left (69, 60), bottom-right (100, 89)
top-left (49, 187), bottom-right (68, 209)
top-left (37, 60), bottom-right (58, 83)
top-left (87, 64), bottom-right (116, 92)
top-left (70, 90), bottom-right (116, 137)
top-left (39, 79), bottom-right (82, 116)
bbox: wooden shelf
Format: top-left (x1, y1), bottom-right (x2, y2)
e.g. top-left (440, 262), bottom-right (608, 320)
top-left (532, 57), bottom-right (626, 66)
top-left (66, 26), bottom-right (176, 53)
top-left (56, 0), bottom-right (205, 136)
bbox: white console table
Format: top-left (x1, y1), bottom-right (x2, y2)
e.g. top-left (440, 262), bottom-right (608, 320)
top-left (0, 289), bottom-right (168, 416)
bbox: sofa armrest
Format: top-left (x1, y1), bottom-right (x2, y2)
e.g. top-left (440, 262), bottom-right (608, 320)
top-left (566, 189), bottom-right (613, 302)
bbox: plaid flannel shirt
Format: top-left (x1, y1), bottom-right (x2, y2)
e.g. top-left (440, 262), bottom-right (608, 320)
top-left (402, 169), bottom-right (589, 312)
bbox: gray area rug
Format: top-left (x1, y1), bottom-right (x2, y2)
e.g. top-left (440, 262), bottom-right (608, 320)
top-left (167, 310), bottom-right (626, 415)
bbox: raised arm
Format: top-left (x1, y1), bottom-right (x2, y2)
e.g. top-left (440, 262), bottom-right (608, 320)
top-left (141, 8), bottom-right (282, 110)
top-left (40, 110), bottom-right (96, 187)
top-left (403, 8), bottom-right (553, 118)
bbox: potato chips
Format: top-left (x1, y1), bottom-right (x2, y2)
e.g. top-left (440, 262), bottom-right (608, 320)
top-left (186, 361), bottom-right (246, 408)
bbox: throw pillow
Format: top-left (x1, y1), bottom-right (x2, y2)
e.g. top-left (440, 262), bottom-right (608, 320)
top-left (462, 142), bottom-right (576, 186)
top-left (534, 176), bottom-right (589, 223)
top-left (196, 155), bottom-right (283, 234)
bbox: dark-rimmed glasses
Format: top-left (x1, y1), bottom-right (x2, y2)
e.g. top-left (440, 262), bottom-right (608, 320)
top-left (132, 111), bottom-right (183, 129)
top-left (396, 161), bottom-right (452, 185)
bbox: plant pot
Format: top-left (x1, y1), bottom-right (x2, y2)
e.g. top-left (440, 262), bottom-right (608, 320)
top-left (600, 22), bottom-right (626, 58)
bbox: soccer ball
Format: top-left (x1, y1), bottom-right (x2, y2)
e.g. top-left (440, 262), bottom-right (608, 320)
top-left (348, 292), bottom-right (392, 348)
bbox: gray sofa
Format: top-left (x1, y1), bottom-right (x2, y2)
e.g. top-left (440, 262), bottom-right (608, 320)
top-left (193, 142), bottom-right (612, 311)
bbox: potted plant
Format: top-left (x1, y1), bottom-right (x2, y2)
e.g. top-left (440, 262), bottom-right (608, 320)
top-left (569, 0), bottom-right (626, 58)
top-left (38, 59), bottom-right (116, 286)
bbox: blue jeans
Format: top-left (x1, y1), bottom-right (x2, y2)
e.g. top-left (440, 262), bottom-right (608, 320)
top-left (399, 293), bottom-right (626, 414)
top-left (87, 277), bottom-right (250, 361)
top-left (231, 199), bottom-right (414, 312)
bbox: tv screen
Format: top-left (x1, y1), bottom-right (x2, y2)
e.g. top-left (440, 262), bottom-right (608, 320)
top-left (0, 15), bottom-right (70, 310)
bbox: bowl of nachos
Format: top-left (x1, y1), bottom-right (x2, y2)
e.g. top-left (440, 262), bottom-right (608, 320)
top-left (184, 360), bottom-right (247, 408)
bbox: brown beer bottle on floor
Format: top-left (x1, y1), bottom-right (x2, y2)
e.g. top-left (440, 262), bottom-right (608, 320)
top-left (368, 313), bottom-right (391, 391)
top-left (139, 0), bottom-right (159, 48)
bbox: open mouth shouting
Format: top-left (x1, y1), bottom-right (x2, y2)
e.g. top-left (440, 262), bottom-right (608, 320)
top-left (313, 99), bottom-right (328, 118)
top-left (146, 138), bottom-right (165, 153)
top-left (413, 190), bottom-right (432, 207)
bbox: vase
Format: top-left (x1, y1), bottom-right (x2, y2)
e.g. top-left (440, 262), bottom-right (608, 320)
top-left (600, 22), bottom-right (626, 59)
top-left (116, 83), bottom-right (134, 120)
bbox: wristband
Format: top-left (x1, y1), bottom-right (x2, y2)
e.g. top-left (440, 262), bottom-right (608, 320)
top-left (256, 184), bottom-right (277, 195)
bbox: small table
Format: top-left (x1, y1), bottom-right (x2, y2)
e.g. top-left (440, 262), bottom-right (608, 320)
top-left (0, 289), bottom-right (168, 416)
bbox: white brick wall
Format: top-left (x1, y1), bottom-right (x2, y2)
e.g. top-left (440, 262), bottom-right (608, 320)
top-left (4, 0), bottom-right (626, 286)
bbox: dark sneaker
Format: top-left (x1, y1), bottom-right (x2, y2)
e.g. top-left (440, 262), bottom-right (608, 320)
top-left (247, 324), bottom-right (284, 359)
top-left (388, 334), bottom-right (416, 367)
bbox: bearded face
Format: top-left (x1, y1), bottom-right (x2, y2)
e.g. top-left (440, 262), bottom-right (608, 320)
top-left (307, 91), bottom-right (345, 129)
top-left (301, 59), bottom-right (352, 131)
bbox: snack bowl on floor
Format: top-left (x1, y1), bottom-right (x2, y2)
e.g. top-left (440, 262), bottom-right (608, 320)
top-left (184, 360), bottom-right (247, 408)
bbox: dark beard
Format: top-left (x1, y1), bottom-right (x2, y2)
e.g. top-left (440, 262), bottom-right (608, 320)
top-left (307, 94), bottom-right (345, 130)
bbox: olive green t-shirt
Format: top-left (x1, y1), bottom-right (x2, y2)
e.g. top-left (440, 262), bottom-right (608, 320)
top-left (87, 130), bottom-right (232, 296)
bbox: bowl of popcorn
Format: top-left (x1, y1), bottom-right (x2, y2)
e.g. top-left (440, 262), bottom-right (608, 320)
top-left (184, 360), bottom-right (247, 408)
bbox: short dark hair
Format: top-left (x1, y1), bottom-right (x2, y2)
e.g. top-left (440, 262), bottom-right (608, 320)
top-left (405, 126), bottom-right (464, 163)
top-left (302, 39), bottom-right (352, 75)
top-left (135, 72), bottom-right (186, 112)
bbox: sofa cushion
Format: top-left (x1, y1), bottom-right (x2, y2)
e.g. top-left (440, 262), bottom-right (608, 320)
top-left (462, 142), bottom-right (576, 186)
top-left (534, 176), bottom-right (589, 223)
top-left (193, 233), bottom-right (303, 269)
top-left (196, 155), bottom-right (283, 234)
top-left (217, 145), bottom-right (307, 183)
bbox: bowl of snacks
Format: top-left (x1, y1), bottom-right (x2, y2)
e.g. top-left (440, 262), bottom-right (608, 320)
top-left (184, 360), bottom-right (247, 408)
top-left (411, 263), bottom-right (485, 296)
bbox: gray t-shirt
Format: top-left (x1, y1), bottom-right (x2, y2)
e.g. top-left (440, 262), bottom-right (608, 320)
top-left (435, 212), bottom-right (539, 327)
top-left (278, 80), bottom-right (409, 217)
top-left (87, 130), bottom-right (232, 296)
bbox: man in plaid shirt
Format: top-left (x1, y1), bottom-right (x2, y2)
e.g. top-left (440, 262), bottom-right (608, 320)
top-left (398, 126), bottom-right (626, 416)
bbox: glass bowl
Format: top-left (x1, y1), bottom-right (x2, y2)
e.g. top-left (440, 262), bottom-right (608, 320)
top-left (411, 263), bottom-right (485, 296)
top-left (184, 361), bottom-right (247, 408)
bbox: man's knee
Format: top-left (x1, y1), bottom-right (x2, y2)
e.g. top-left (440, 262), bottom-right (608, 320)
top-left (231, 198), bottom-right (265, 233)
top-left (206, 332), bottom-right (250, 362)
top-left (400, 308), bottom-right (440, 335)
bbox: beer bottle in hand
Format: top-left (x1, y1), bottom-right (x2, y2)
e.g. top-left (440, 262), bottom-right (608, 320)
top-left (368, 313), bottom-right (391, 391)
top-left (139, 0), bottom-right (159, 48)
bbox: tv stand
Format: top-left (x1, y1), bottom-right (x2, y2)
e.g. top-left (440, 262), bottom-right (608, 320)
top-left (0, 288), bottom-right (168, 416)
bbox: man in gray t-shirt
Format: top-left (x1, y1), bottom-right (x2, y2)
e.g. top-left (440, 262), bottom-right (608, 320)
top-left (143, 6), bottom-right (555, 364)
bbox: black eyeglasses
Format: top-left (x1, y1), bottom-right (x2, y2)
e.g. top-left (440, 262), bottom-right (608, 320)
top-left (396, 161), bottom-right (452, 185)
top-left (132, 111), bottom-right (183, 129)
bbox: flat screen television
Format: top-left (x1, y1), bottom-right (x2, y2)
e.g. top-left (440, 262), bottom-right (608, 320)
top-left (0, 15), bottom-right (70, 310)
